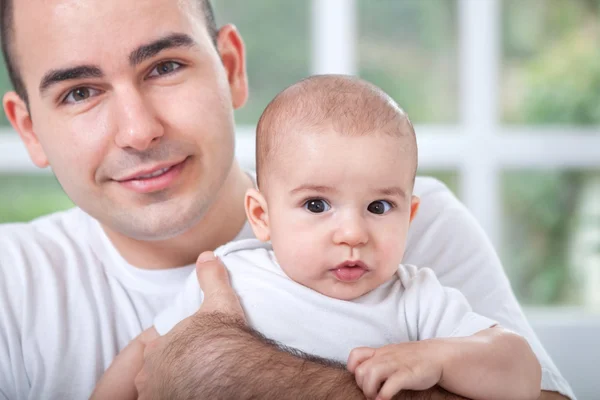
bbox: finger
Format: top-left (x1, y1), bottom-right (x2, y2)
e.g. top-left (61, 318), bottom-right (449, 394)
top-left (376, 371), bottom-right (409, 400)
top-left (355, 359), bottom-right (392, 399)
top-left (142, 335), bottom-right (161, 360)
top-left (378, 367), bottom-right (438, 400)
top-left (138, 326), bottom-right (160, 345)
top-left (195, 251), bottom-right (245, 318)
top-left (134, 368), bottom-right (148, 398)
top-left (347, 346), bottom-right (376, 373)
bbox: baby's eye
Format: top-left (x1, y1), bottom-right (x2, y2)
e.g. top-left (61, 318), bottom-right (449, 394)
top-left (304, 199), bottom-right (331, 214)
top-left (367, 200), bottom-right (393, 215)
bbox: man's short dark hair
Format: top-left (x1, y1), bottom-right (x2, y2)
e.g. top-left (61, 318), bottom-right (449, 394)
top-left (0, 0), bottom-right (218, 106)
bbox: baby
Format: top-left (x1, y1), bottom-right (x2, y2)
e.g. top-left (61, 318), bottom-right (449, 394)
top-left (93, 75), bottom-right (541, 400)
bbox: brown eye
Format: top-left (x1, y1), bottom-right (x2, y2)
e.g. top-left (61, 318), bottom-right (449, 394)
top-left (73, 88), bottom-right (90, 101)
top-left (149, 61), bottom-right (182, 77)
top-left (367, 200), bottom-right (392, 215)
top-left (63, 87), bottom-right (100, 104)
top-left (304, 199), bottom-right (331, 213)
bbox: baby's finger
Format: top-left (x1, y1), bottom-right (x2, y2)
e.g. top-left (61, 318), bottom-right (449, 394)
top-left (377, 369), bottom-right (437, 400)
top-left (376, 371), bottom-right (409, 400)
top-left (347, 346), bottom-right (376, 373)
top-left (355, 361), bottom-right (390, 399)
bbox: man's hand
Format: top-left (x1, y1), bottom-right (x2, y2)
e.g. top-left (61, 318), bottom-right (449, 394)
top-left (188, 251), bottom-right (246, 318)
top-left (348, 342), bottom-right (443, 400)
top-left (135, 251), bottom-right (245, 399)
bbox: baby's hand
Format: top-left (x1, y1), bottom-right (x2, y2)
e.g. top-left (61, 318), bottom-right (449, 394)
top-left (347, 341), bottom-right (444, 400)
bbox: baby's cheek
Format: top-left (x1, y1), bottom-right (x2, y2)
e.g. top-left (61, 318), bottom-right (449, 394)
top-left (278, 242), bottom-right (322, 278)
top-left (380, 238), bottom-right (406, 266)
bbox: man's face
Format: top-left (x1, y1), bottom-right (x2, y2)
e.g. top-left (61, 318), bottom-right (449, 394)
top-left (263, 130), bottom-right (418, 301)
top-left (9, 0), bottom-right (246, 240)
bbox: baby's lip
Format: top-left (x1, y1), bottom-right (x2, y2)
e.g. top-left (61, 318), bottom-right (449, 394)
top-left (331, 260), bottom-right (370, 271)
top-left (330, 260), bottom-right (370, 282)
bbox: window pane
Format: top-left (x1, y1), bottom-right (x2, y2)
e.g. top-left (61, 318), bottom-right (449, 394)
top-left (213, 0), bottom-right (310, 126)
top-left (418, 170), bottom-right (459, 197)
top-left (502, 170), bottom-right (600, 307)
top-left (357, 0), bottom-right (458, 124)
top-left (0, 52), bottom-right (14, 128)
top-left (502, 0), bottom-right (600, 126)
top-left (0, 174), bottom-right (73, 223)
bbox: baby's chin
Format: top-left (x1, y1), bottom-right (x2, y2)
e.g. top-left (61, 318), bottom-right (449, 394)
top-left (311, 277), bottom-right (383, 301)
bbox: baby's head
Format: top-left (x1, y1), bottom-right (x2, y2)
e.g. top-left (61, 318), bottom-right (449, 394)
top-left (246, 75), bottom-right (419, 300)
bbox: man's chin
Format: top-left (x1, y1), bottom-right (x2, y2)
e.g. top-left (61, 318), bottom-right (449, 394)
top-left (102, 203), bottom-right (208, 242)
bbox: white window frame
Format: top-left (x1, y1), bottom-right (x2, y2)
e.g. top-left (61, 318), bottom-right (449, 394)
top-left (0, 0), bottom-right (599, 264)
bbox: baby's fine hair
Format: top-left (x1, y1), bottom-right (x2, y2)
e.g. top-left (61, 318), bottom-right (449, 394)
top-left (255, 74), bottom-right (417, 188)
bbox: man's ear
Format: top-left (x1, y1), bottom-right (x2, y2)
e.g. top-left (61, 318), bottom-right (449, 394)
top-left (3, 91), bottom-right (49, 168)
top-left (409, 195), bottom-right (420, 224)
top-left (245, 188), bottom-right (270, 242)
top-left (216, 24), bottom-right (248, 110)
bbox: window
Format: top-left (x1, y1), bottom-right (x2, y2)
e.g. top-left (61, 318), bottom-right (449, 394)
top-left (213, 0), bottom-right (311, 125)
top-left (0, 174), bottom-right (72, 223)
top-left (358, 0), bottom-right (459, 123)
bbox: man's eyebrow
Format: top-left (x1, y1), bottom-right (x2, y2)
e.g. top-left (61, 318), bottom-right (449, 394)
top-left (129, 33), bottom-right (197, 67)
top-left (377, 186), bottom-right (407, 199)
top-left (289, 184), bottom-right (336, 195)
top-left (39, 66), bottom-right (103, 96)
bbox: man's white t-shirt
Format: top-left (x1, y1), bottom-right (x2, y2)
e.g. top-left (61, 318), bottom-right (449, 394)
top-left (154, 239), bottom-right (497, 363)
top-left (0, 177), bottom-right (576, 400)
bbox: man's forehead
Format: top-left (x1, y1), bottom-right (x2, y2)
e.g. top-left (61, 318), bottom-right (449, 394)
top-left (13, 0), bottom-right (202, 42)
top-left (12, 0), bottom-right (206, 85)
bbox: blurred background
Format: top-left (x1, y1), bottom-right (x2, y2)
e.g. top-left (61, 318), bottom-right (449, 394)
top-left (0, 0), bottom-right (598, 397)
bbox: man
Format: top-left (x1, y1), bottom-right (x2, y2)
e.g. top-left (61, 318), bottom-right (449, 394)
top-left (0, 0), bottom-right (574, 399)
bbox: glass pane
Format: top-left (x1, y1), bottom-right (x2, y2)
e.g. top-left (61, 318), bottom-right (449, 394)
top-left (213, 0), bottom-right (310, 126)
top-left (502, 170), bottom-right (600, 307)
top-left (357, 0), bottom-right (458, 124)
top-left (0, 52), bottom-right (14, 128)
top-left (0, 174), bottom-right (73, 223)
top-left (418, 170), bottom-right (459, 197)
top-left (502, 0), bottom-right (600, 126)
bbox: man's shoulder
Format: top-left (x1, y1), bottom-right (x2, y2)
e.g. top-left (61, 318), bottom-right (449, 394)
top-left (0, 207), bottom-right (85, 240)
top-left (0, 208), bottom-right (94, 271)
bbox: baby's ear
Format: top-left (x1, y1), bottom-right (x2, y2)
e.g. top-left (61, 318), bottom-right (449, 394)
top-left (409, 195), bottom-right (420, 224)
top-left (244, 188), bottom-right (270, 242)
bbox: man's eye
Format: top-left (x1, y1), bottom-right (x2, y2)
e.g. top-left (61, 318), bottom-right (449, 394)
top-left (148, 61), bottom-right (182, 77)
top-left (63, 87), bottom-right (101, 104)
top-left (304, 199), bottom-right (331, 214)
top-left (367, 200), bottom-right (393, 215)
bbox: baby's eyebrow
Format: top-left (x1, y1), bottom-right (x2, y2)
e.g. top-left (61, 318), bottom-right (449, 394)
top-left (376, 186), bottom-right (407, 199)
top-left (289, 184), bottom-right (336, 195)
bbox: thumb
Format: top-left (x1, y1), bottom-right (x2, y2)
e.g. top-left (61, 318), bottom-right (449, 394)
top-left (195, 251), bottom-right (245, 320)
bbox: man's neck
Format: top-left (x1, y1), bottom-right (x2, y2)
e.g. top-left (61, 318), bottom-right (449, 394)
top-left (102, 162), bottom-right (253, 269)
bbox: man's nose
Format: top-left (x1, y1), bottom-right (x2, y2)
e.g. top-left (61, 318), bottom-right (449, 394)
top-left (113, 89), bottom-right (165, 151)
top-left (332, 213), bottom-right (369, 248)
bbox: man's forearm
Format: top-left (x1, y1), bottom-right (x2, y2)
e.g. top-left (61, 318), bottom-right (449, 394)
top-left (538, 391), bottom-right (570, 400)
top-left (151, 313), bottom-right (467, 400)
